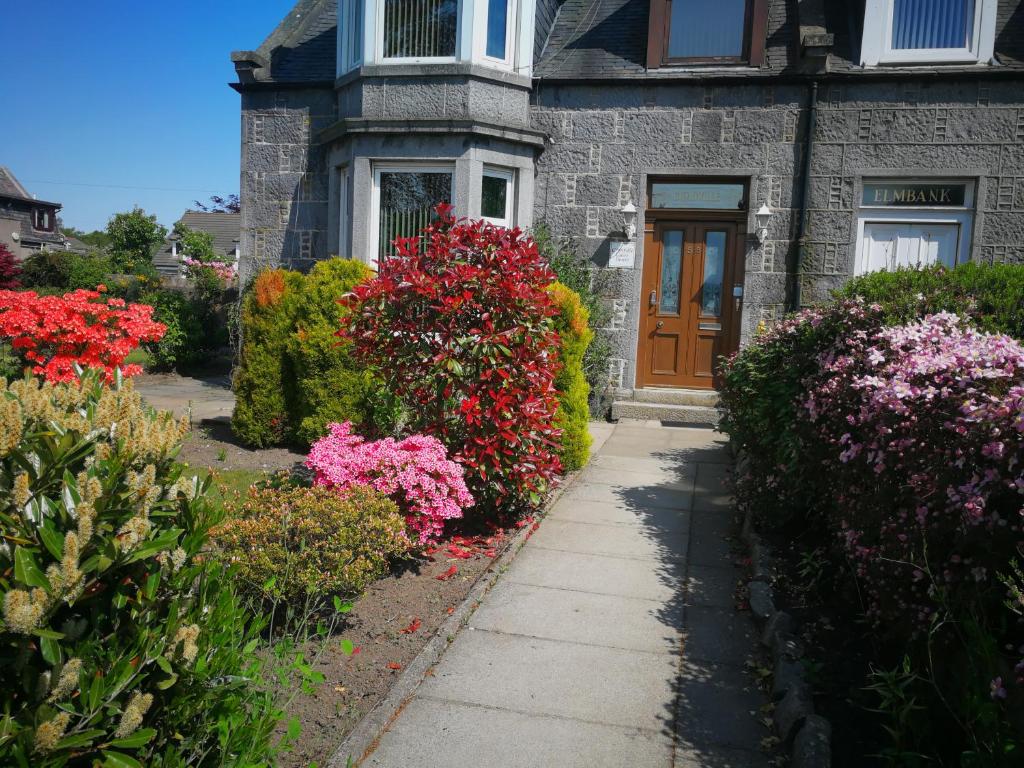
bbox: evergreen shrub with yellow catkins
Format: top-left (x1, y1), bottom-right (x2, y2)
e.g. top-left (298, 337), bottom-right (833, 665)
top-left (214, 484), bottom-right (409, 610)
top-left (0, 371), bottom-right (279, 767)
top-left (549, 282), bottom-right (594, 471)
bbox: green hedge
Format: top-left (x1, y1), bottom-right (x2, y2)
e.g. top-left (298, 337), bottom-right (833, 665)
top-left (836, 262), bottom-right (1024, 338)
top-left (549, 282), bottom-right (593, 471)
top-left (232, 259), bottom-right (390, 448)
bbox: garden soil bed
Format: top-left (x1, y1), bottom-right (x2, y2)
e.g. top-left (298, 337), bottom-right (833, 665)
top-left (277, 530), bottom-right (516, 768)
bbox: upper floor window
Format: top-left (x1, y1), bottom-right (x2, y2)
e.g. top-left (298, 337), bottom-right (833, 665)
top-left (861, 0), bottom-right (997, 66)
top-left (32, 208), bottom-right (54, 232)
top-left (340, 0), bottom-right (533, 75)
top-left (646, 0), bottom-right (768, 68)
top-left (382, 0), bottom-right (458, 59)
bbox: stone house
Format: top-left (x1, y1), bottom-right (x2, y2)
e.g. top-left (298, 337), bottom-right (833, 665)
top-left (232, 0), bottom-right (1024, 419)
top-left (155, 211), bottom-right (242, 277)
top-left (0, 166), bottom-right (67, 260)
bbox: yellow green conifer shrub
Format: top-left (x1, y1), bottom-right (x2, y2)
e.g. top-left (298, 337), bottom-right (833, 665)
top-left (549, 281), bottom-right (594, 470)
top-left (231, 268), bottom-right (304, 447)
top-left (0, 372), bottom-right (278, 766)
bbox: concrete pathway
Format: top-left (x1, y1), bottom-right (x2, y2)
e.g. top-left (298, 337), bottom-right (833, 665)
top-left (133, 373), bottom-right (234, 423)
top-left (365, 421), bottom-right (770, 767)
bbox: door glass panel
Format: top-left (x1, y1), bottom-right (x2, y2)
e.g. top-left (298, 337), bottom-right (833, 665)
top-left (659, 230), bottom-right (683, 314)
top-left (701, 231), bottom-right (726, 316)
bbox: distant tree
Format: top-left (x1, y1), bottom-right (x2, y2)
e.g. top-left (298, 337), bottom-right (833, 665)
top-left (0, 244), bottom-right (21, 289)
top-left (62, 225), bottom-right (111, 250)
top-left (192, 194), bottom-right (240, 214)
top-left (106, 207), bottom-right (167, 273)
top-left (173, 222), bottom-right (216, 262)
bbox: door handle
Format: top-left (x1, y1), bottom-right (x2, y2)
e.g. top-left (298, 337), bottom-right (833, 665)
top-left (648, 290), bottom-right (657, 307)
top-left (656, 321), bottom-right (664, 329)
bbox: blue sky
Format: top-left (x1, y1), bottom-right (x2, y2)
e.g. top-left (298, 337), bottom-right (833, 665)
top-left (0, 1), bottom-right (291, 232)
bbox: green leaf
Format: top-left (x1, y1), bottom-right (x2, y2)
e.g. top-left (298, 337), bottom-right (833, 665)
top-left (156, 673), bottom-right (179, 690)
top-left (286, 717), bottom-right (302, 741)
top-left (38, 521), bottom-right (64, 561)
top-left (40, 635), bottom-right (61, 665)
top-left (339, 639), bottom-right (354, 656)
top-left (155, 656), bottom-right (173, 674)
top-left (102, 750), bottom-right (143, 768)
top-left (55, 729), bottom-right (105, 750)
top-left (14, 548), bottom-right (49, 589)
top-left (108, 729), bottom-right (156, 749)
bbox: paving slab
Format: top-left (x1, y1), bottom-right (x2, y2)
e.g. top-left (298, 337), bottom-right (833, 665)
top-left (681, 606), bottom-right (759, 666)
top-left (548, 496), bottom-right (691, 531)
top-left (418, 629), bottom-right (679, 733)
top-left (366, 697), bottom-right (673, 768)
top-left (469, 580), bottom-right (681, 654)
top-left (505, 546), bottom-right (684, 602)
top-left (529, 518), bottom-right (687, 561)
top-left (675, 744), bottom-right (772, 768)
top-left (563, 479), bottom-right (692, 510)
top-left (685, 565), bottom-right (742, 608)
top-left (676, 657), bottom-right (769, 752)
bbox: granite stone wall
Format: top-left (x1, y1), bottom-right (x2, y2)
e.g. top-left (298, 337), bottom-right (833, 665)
top-left (239, 87), bottom-right (336, 284)
top-left (530, 76), bottom-right (1024, 392)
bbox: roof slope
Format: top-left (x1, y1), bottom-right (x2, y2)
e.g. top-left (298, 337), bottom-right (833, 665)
top-left (0, 166), bottom-right (60, 206)
top-left (254, 0), bottom-right (337, 83)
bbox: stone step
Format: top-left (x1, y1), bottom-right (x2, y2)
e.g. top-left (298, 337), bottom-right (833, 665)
top-left (610, 400), bottom-right (720, 426)
top-left (630, 387), bottom-right (720, 407)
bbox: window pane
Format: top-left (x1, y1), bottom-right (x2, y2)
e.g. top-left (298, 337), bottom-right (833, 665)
top-left (701, 231), bottom-right (726, 316)
top-left (651, 183), bottom-right (746, 210)
top-left (481, 175), bottom-right (508, 220)
top-left (892, 0), bottom-right (974, 49)
top-left (486, 0), bottom-right (509, 59)
top-left (383, 0), bottom-right (458, 58)
top-left (668, 0), bottom-right (747, 59)
top-left (378, 171), bottom-right (452, 260)
top-left (659, 230), bottom-right (683, 314)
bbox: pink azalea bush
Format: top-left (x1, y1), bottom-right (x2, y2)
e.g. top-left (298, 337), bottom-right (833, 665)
top-left (801, 311), bottom-right (1024, 631)
top-left (306, 421), bottom-right (473, 543)
top-left (183, 257), bottom-right (237, 283)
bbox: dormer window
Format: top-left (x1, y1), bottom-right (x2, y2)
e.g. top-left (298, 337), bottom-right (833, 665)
top-left (339, 0), bottom-right (532, 75)
top-left (32, 208), bottom-right (54, 232)
top-left (646, 0), bottom-right (768, 68)
top-left (860, 0), bottom-right (997, 66)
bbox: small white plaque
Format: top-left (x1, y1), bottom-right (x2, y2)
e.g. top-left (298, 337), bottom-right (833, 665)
top-left (608, 240), bottom-right (636, 268)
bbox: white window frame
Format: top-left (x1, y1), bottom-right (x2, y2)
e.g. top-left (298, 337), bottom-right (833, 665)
top-left (854, 178), bottom-right (975, 274)
top-left (338, 0), bottom-right (365, 75)
top-left (375, 0), bottom-right (462, 64)
top-left (474, 0), bottom-right (517, 67)
top-left (370, 162), bottom-right (455, 266)
top-left (337, 165), bottom-right (351, 258)
top-left (480, 167), bottom-right (515, 227)
top-left (860, 0), bottom-right (997, 66)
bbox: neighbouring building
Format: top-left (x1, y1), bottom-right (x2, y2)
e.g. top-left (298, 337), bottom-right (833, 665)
top-left (232, 0), bottom-right (1024, 418)
top-left (155, 210), bottom-right (241, 276)
top-left (0, 166), bottom-right (67, 259)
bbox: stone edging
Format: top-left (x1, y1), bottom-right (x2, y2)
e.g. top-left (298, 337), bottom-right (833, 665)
top-left (734, 451), bottom-right (833, 768)
top-left (327, 467), bottom-right (587, 768)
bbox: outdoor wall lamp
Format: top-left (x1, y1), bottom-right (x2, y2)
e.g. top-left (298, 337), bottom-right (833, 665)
top-left (755, 204), bottom-right (772, 244)
top-left (621, 201), bottom-right (638, 240)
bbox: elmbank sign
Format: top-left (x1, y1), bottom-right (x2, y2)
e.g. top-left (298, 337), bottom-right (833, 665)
top-left (862, 183), bottom-right (967, 207)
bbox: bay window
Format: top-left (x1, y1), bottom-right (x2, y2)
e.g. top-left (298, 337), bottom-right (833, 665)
top-left (861, 0), bottom-right (997, 65)
top-left (372, 164), bottom-right (454, 263)
top-left (647, 0), bottom-right (768, 68)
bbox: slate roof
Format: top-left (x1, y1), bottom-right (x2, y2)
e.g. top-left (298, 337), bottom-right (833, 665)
top-left (0, 166), bottom-right (60, 207)
top-left (250, 0), bottom-right (337, 84)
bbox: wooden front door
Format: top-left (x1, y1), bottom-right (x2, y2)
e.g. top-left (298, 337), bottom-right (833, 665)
top-left (637, 219), bottom-right (742, 389)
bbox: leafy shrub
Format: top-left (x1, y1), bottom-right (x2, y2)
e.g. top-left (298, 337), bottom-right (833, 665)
top-left (232, 269), bottom-right (303, 447)
top-left (213, 484), bottom-right (409, 607)
top-left (536, 225), bottom-right (613, 415)
top-left (139, 289), bottom-right (206, 371)
top-left (287, 259), bottom-right (382, 445)
top-left (18, 250), bottom-right (113, 291)
top-left (720, 302), bottom-right (1024, 762)
top-left (836, 263), bottom-right (1024, 339)
top-left (344, 206), bottom-right (563, 512)
top-left (0, 372), bottom-right (277, 766)
top-left (67, 253), bottom-right (115, 290)
top-left (0, 243), bottom-right (21, 289)
top-left (549, 282), bottom-right (593, 471)
top-left (306, 421), bottom-right (473, 542)
top-left (233, 259), bottom-right (388, 448)
top-left (0, 288), bottom-right (166, 382)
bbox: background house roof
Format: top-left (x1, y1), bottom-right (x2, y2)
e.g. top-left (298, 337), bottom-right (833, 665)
top-left (0, 166), bottom-right (61, 207)
top-left (155, 211), bottom-right (240, 275)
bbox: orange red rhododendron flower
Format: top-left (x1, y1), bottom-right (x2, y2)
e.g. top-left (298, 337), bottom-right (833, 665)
top-left (0, 288), bottom-right (165, 382)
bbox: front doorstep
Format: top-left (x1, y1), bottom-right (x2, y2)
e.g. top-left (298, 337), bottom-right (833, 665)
top-left (611, 387), bottom-right (720, 426)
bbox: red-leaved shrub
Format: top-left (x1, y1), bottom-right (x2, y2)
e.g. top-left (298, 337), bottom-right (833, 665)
top-left (0, 243), bottom-right (20, 289)
top-left (342, 206), bottom-right (562, 512)
top-left (0, 287), bottom-right (165, 381)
